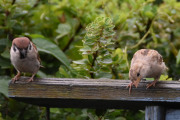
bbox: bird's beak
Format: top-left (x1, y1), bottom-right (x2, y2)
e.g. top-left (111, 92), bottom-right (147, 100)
top-left (134, 77), bottom-right (141, 88)
top-left (20, 49), bottom-right (27, 59)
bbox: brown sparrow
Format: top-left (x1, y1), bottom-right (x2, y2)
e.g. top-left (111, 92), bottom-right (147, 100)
top-left (127, 49), bottom-right (168, 94)
top-left (10, 37), bottom-right (41, 83)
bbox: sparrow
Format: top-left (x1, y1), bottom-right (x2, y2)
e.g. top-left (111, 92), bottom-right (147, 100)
top-left (10, 37), bottom-right (41, 83)
top-left (127, 49), bottom-right (168, 94)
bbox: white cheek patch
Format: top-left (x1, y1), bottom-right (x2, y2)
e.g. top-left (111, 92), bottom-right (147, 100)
top-left (11, 46), bottom-right (20, 59)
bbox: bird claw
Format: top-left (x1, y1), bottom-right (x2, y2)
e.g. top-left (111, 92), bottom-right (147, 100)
top-left (146, 81), bottom-right (157, 89)
top-left (27, 74), bottom-right (35, 83)
top-left (11, 72), bottom-right (21, 83)
top-left (12, 77), bottom-right (19, 83)
top-left (27, 78), bottom-right (34, 83)
top-left (127, 82), bottom-right (133, 95)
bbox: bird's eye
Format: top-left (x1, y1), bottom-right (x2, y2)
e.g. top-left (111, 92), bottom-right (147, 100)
top-left (137, 73), bottom-right (140, 77)
top-left (13, 46), bottom-right (16, 52)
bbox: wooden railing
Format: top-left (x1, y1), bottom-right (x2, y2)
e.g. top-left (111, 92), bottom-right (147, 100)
top-left (8, 77), bottom-right (180, 120)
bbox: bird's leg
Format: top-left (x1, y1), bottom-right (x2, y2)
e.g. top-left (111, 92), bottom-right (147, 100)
top-left (27, 74), bottom-right (35, 83)
top-left (12, 71), bottom-right (21, 83)
top-left (126, 82), bottom-right (133, 94)
top-left (146, 79), bottom-right (158, 89)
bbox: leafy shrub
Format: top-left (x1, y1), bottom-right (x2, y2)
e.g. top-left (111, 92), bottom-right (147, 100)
top-left (1, 0), bottom-right (180, 119)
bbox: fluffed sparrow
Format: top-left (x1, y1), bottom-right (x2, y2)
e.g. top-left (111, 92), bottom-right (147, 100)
top-left (127, 49), bottom-right (168, 94)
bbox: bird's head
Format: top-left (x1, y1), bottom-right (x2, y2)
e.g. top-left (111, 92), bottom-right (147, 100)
top-left (129, 62), bottom-right (148, 88)
top-left (12, 37), bottom-right (32, 59)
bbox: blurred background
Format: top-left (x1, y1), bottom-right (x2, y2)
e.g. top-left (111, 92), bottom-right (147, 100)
top-left (0, 0), bottom-right (180, 119)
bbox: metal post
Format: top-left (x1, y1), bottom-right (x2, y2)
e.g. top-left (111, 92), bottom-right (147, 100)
top-left (145, 106), bottom-right (165, 120)
top-left (46, 107), bottom-right (50, 120)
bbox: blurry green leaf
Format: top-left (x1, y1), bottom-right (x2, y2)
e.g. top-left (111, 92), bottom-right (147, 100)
top-left (88, 55), bottom-right (93, 64)
top-left (95, 72), bottom-right (112, 78)
top-left (56, 23), bottom-right (71, 34)
top-left (0, 38), bottom-right (7, 46)
top-left (0, 38), bottom-right (7, 52)
top-left (0, 57), bottom-right (11, 69)
top-left (73, 59), bottom-right (88, 65)
top-left (176, 50), bottom-right (180, 64)
top-left (145, 11), bottom-right (154, 18)
top-left (142, 4), bottom-right (156, 19)
top-left (114, 117), bottom-right (126, 120)
top-left (101, 66), bottom-right (111, 72)
top-left (84, 39), bottom-right (96, 46)
top-left (55, 23), bottom-right (71, 39)
top-left (30, 34), bottom-right (71, 69)
top-left (66, 46), bottom-right (83, 60)
top-left (0, 76), bottom-right (10, 96)
top-left (58, 65), bottom-right (72, 78)
top-left (50, 108), bottom-right (60, 114)
top-left (37, 71), bottom-right (48, 78)
top-left (145, 78), bottom-right (154, 81)
top-left (159, 75), bottom-right (172, 81)
top-left (113, 54), bottom-right (119, 62)
top-left (100, 56), bottom-right (112, 64)
top-left (174, 28), bottom-right (180, 37)
top-left (114, 48), bottom-right (123, 60)
top-left (1, 49), bottom-right (10, 59)
top-left (80, 46), bottom-right (91, 52)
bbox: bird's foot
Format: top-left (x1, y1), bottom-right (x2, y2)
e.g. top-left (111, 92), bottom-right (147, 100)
top-left (126, 82), bottom-right (133, 95)
top-left (27, 74), bottom-right (35, 83)
top-left (27, 77), bottom-right (34, 83)
top-left (146, 80), bottom-right (157, 89)
top-left (12, 72), bottom-right (21, 83)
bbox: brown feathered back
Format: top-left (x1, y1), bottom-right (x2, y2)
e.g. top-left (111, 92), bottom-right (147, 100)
top-left (131, 49), bottom-right (163, 66)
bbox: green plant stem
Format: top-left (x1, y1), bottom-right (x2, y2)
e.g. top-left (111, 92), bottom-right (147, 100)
top-left (130, 18), bottom-right (154, 49)
top-left (11, 0), bottom-right (16, 5)
top-left (167, 32), bottom-right (178, 56)
top-left (33, 0), bottom-right (40, 8)
top-left (90, 51), bottom-right (98, 78)
top-left (130, 28), bottom-right (151, 49)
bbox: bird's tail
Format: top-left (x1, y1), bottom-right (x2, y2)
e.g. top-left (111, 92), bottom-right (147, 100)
top-left (40, 65), bottom-right (45, 68)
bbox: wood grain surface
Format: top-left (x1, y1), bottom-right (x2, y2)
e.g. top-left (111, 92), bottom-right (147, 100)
top-left (8, 77), bottom-right (180, 109)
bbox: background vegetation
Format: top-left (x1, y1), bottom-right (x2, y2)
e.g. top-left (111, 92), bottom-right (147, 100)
top-left (0, 0), bottom-right (180, 119)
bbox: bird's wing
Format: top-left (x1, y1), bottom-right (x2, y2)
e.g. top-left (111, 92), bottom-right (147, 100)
top-left (145, 49), bottom-right (163, 64)
top-left (32, 42), bottom-right (41, 63)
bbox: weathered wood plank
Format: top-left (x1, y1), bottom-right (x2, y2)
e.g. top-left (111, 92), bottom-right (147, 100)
top-left (8, 77), bottom-right (180, 109)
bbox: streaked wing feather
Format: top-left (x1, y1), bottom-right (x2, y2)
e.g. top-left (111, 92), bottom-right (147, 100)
top-left (32, 42), bottom-right (41, 63)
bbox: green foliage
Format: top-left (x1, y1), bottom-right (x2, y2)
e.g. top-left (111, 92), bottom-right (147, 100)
top-left (30, 34), bottom-right (71, 69)
top-left (72, 17), bottom-right (115, 78)
top-left (159, 75), bottom-right (172, 81)
top-left (0, 94), bottom-right (46, 120)
top-left (70, 17), bottom-right (129, 79)
top-left (176, 50), bottom-right (180, 64)
top-left (50, 108), bottom-right (145, 120)
top-left (1, 0), bottom-right (180, 119)
top-left (0, 76), bottom-right (10, 96)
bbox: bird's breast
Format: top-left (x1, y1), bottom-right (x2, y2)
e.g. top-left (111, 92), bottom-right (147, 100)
top-left (11, 54), bottom-right (40, 74)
